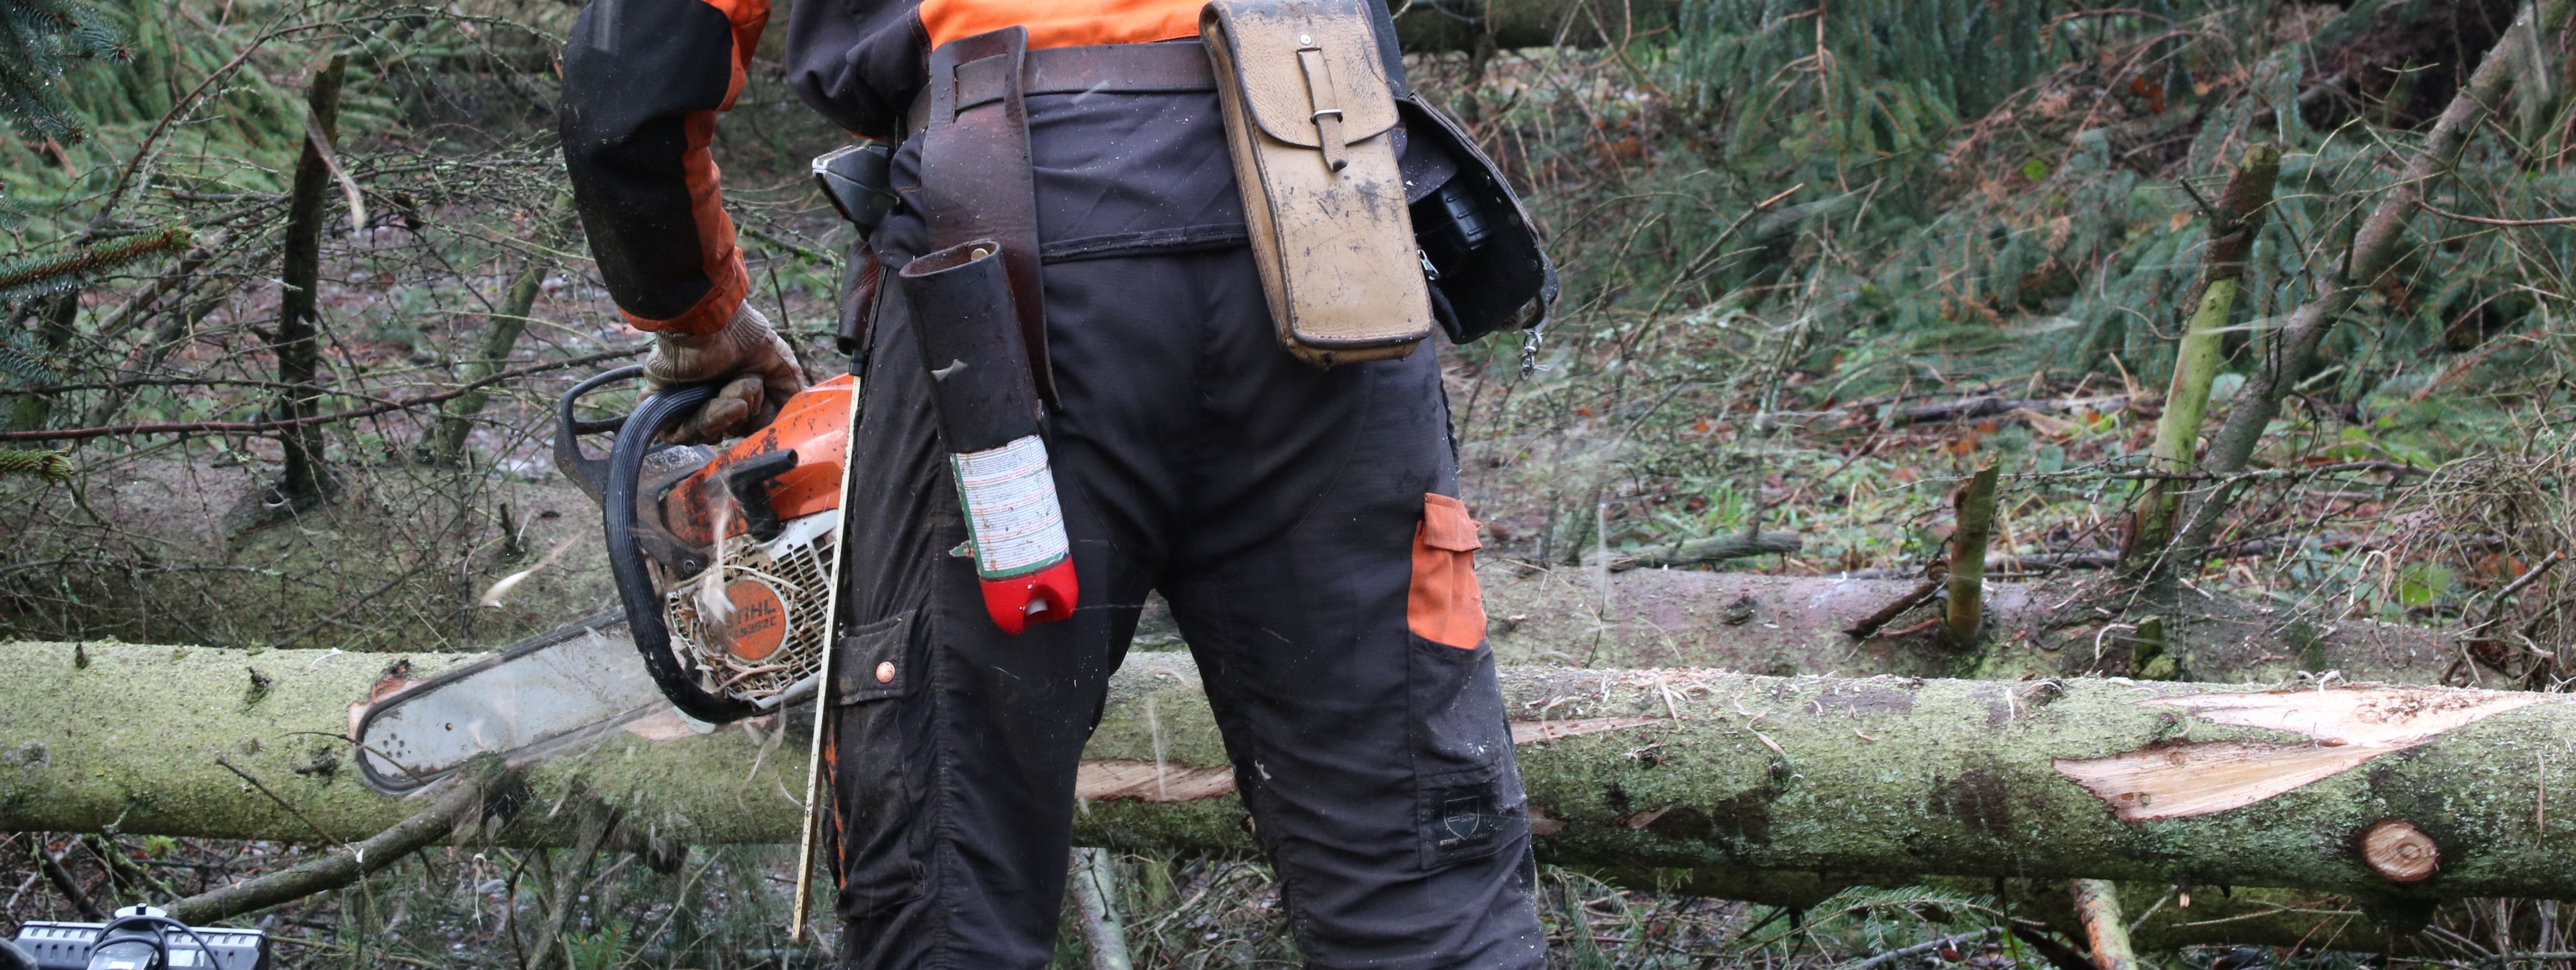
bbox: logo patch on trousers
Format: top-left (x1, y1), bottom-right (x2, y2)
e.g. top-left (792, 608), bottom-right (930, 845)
top-left (1424, 782), bottom-right (1500, 863)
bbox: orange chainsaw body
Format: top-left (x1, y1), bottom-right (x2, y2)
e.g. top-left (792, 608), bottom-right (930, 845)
top-left (660, 373), bottom-right (855, 549)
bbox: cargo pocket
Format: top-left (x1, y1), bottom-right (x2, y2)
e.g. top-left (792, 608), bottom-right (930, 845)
top-left (1408, 631), bottom-right (1525, 869)
top-left (830, 608), bottom-right (929, 917)
top-left (1408, 493), bottom-right (1487, 649)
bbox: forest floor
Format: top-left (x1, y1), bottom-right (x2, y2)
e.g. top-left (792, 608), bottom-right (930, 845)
top-left (0, 349), bottom-right (2542, 970)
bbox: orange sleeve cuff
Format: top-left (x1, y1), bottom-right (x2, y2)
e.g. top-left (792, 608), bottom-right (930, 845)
top-left (624, 248), bottom-right (747, 336)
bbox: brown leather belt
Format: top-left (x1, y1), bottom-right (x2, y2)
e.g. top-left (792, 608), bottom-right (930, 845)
top-left (904, 40), bottom-right (1215, 137)
top-left (911, 34), bottom-right (1214, 405)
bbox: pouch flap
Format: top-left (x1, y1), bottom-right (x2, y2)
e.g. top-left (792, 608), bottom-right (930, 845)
top-left (1202, 0), bottom-right (1398, 149)
top-left (834, 609), bottom-right (921, 705)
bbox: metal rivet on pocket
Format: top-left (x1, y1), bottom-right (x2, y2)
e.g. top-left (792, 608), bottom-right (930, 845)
top-left (875, 662), bottom-right (896, 683)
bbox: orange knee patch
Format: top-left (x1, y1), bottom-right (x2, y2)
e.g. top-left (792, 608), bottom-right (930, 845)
top-left (1408, 494), bottom-right (1487, 649)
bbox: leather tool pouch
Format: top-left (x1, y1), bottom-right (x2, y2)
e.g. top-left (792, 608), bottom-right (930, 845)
top-left (1399, 97), bottom-right (1557, 345)
top-left (1202, 0), bottom-right (1433, 368)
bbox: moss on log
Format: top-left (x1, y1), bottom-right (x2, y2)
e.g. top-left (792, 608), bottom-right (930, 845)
top-left (1473, 567), bottom-right (2461, 684)
top-left (0, 642), bottom-right (805, 846)
top-left (5, 642), bottom-right (2568, 919)
top-left (1077, 655), bottom-right (2576, 906)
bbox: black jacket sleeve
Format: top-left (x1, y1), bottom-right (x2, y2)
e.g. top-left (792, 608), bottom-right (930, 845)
top-left (783, 0), bottom-right (930, 140)
top-left (560, 0), bottom-right (768, 334)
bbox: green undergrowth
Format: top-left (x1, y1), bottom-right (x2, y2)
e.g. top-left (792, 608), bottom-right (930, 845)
top-left (1436, 0), bottom-right (2576, 643)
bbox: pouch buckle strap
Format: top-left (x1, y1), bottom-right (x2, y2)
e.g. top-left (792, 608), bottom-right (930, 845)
top-left (1295, 45), bottom-right (1346, 173)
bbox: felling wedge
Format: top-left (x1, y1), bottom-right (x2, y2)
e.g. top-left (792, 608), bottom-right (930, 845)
top-left (15, 643), bottom-right (2576, 902)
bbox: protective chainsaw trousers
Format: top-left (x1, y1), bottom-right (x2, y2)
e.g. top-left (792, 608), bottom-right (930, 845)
top-left (823, 242), bottom-right (1546, 969)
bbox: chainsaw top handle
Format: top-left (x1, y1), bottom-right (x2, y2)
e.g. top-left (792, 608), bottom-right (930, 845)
top-left (598, 375), bottom-right (763, 725)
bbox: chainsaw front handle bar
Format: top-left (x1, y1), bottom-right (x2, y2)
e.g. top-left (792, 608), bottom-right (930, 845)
top-left (552, 365), bottom-right (643, 507)
top-left (603, 378), bottom-right (763, 725)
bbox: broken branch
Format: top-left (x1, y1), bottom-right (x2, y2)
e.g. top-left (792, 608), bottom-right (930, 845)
top-left (167, 753), bottom-right (518, 925)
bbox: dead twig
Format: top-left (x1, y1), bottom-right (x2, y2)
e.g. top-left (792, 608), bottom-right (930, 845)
top-left (0, 345), bottom-right (645, 443)
top-left (2418, 200), bottom-right (2576, 227)
top-left (1584, 531), bottom-right (1804, 571)
top-left (2469, 550), bottom-right (2566, 637)
top-left (168, 754), bottom-right (517, 924)
top-left (212, 754), bottom-right (342, 849)
top-left (2008, 923), bottom-right (2097, 970)
top-left (33, 840), bottom-right (107, 921)
top-left (1848, 928), bottom-right (2000, 970)
top-left (1845, 578), bottom-right (1942, 638)
top-left (2071, 878), bottom-right (2143, 970)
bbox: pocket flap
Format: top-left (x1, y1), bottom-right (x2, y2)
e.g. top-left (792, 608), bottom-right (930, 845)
top-left (834, 609), bottom-right (920, 705)
top-left (1201, 0), bottom-right (1398, 149)
top-left (1421, 493), bottom-right (1482, 552)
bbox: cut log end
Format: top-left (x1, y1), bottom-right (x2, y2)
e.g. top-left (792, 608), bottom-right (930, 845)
top-left (2359, 818), bottom-right (2439, 882)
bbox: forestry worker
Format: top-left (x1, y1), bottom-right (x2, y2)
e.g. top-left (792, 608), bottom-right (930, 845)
top-left (554, 0), bottom-right (1558, 963)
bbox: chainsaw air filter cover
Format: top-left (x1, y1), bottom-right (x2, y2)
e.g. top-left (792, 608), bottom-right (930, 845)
top-left (664, 508), bottom-right (837, 705)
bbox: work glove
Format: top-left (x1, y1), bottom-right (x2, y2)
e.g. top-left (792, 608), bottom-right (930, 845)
top-left (643, 302), bottom-right (806, 444)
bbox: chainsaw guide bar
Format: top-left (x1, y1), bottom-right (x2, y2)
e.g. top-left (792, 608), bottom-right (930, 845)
top-left (355, 612), bottom-right (679, 795)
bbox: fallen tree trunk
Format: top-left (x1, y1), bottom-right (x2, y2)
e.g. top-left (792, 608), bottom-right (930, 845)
top-left (1085, 656), bottom-right (2571, 905)
top-left (0, 642), bottom-right (792, 847)
top-left (3, 643), bottom-right (2568, 911)
top-left (1581, 531), bottom-right (1803, 571)
top-left (1391, 0), bottom-right (1679, 51)
top-left (1469, 567), bottom-right (2464, 684)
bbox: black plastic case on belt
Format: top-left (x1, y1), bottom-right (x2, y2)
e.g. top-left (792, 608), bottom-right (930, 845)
top-left (896, 239), bottom-right (1044, 452)
top-left (1397, 97), bottom-right (1558, 345)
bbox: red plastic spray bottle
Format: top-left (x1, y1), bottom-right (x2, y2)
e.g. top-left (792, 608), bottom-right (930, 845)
top-left (897, 239), bottom-right (1079, 633)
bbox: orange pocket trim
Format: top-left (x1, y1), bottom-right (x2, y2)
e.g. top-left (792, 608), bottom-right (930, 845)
top-left (1408, 494), bottom-right (1488, 649)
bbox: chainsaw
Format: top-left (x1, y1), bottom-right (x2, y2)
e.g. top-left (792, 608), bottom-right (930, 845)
top-left (551, 364), bottom-right (858, 724)
top-left (350, 146), bottom-right (1081, 939)
top-left (353, 368), bottom-right (860, 793)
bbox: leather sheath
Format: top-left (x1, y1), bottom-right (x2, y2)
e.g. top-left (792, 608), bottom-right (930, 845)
top-left (902, 41), bottom-right (1215, 399)
top-left (917, 27), bottom-right (1054, 404)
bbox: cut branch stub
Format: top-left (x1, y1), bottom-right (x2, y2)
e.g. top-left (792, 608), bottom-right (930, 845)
top-left (2069, 878), bottom-right (2142, 970)
top-left (1945, 462), bottom-right (2001, 645)
top-left (2359, 819), bottom-right (2439, 883)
